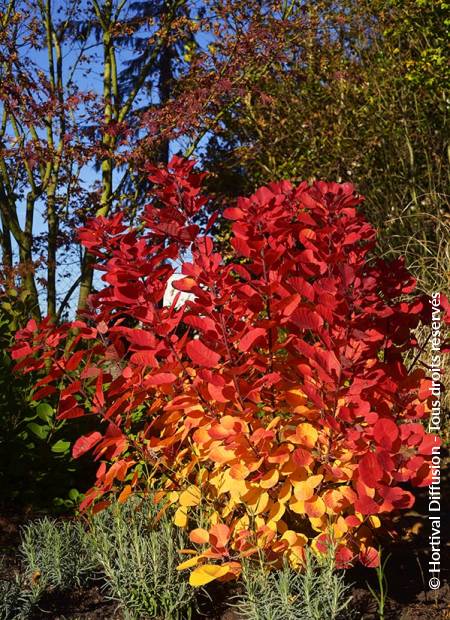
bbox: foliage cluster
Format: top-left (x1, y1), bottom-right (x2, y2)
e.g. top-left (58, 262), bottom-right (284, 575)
top-left (2, 1), bottom-right (448, 513)
top-left (12, 157), bottom-right (449, 585)
top-left (1, 0), bottom-right (447, 321)
top-left (0, 277), bottom-right (93, 510)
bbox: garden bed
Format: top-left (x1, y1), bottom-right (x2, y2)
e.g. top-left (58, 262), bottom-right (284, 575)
top-left (1, 463), bottom-right (448, 620)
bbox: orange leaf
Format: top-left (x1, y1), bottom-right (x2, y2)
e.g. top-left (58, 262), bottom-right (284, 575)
top-left (118, 484), bottom-right (132, 504)
top-left (305, 495), bottom-right (326, 518)
top-left (189, 528), bottom-right (210, 544)
top-left (229, 463), bottom-right (250, 480)
top-left (291, 423), bottom-right (318, 449)
top-left (209, 446), bottom-right (235, 464)
top-left (209, 523), bottom-right (230, 549)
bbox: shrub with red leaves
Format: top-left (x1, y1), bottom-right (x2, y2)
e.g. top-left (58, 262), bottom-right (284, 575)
top-left (12, 157), bottom-right (447, 583)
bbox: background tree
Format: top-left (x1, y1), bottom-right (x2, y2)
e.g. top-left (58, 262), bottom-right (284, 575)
top-left (0, 0), bottom-right (196, 320)
top-left (195, 0), bottom-right (449, 295)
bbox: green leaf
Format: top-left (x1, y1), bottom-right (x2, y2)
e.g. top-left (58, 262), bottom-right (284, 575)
top-left (68, 488), bottom-right (80, 501)
top-left (51, 439), bottom-right (71, 454)
top-left (36, 403), bottom-right (54, 422)
top-left (27, 422), bottom-right (49, 440)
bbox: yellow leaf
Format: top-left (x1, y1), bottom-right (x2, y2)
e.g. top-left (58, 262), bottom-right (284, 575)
top-left (233, 514), bottom-right (250, 532)
top-left (309, 515), bottom-right (327, 532)
top-left (260, 469), bottom-right (279, 489)
top-left (293, 474), bottom-right (323, 501)
top-left (177, 555), bottom-right (202, 570)
top-left (189, 564), bottom-right (229, 587)
top-left (369, 515), bottom-right (381, 529)
top-left (266, 416), bottom-right (281, 431)
top-left (168, 491), bottom-right (179, 504)
top-left (174, 506), bottom-right (188, 527)
top-left (281, 530), bottom-right (308, 547)
top-left (294, 423), bottom-right (318, 449)
top-left (289, 498), bottom-right (306, 514)
top-left (293, 481), bottom-right (315, 501)
top-left (332, 516), bottom-right (348, 539)
top-left (267, 500), bottom-right (285, 522)
top-left (179, 485), bottom-right (201, 507)
top-left (288, 545), bottom-right (306, 568)
top-left (222, 496), bottom-right (238, 517)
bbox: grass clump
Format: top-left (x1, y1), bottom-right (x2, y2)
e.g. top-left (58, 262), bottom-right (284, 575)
top-left (232, 548), bottom-right (354, 620)
top-left (89, 496), bottom-right (196, 620)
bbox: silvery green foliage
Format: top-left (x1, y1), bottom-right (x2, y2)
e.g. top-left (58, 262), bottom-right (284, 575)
top-left (0, 572), bottom-right (40, 620)
top-left (89, 497), bottom-right (196, 620)
top-left (19, 517), bottom-right (95, 590)
top-left (232, 549), bottom-right (354, 620)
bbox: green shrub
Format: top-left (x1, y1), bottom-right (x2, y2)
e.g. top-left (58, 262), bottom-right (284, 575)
top-left (0, 292), bottom-right (95, 513)
top-left (19, 517), bottom-right (95, 591)
top-left (89, 497), bottom-right (196, 620)
top-left (232, 548), bottom-right (354, 620)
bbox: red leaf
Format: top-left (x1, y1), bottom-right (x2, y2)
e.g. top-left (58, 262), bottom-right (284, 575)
top-left (33, 385), bottom-right (57, 400)
top-left (335, 546), bottom-right (354, 569)
top-left (66, 350), bottom-right (85, 372)
top-left (11, 344), bottom-right (33, 360)
top-left (292, 448), bottom-right (313, 467)
top-left (255, 186), bottom-right (275, 205)
top-left (354, 494), bottom-right (380, 515)
top-left (186, 340), bottom-right (221, 367)
top-left (184, 315), bottom-right (217, 333)
top-left (290, 308), bottom-right (323, 330)
top-left (359, 453), bottom-right (383, 487)
top-left (208, 383), bottom-right (229, 403)
top-left (359, 546), bottom-right (380, 568)
top-left (238, 328), bottom-right (266, 352)
top-left (58, 406), bottom-right (85, 420)
top-left (72, 432), bottom-right (103, 458)
top-left (373, 418), bottom-right (399, 450)
top-left (288, 277), bottom-right (315, 301)
top-left (144, 372), bottom-right (177, 386)
top-left (223, 207), bottom-right (244, 220)
top-left (94, 373), bottom-right (105, 409)
top-left (275, 294), bottom-right (301, 317)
